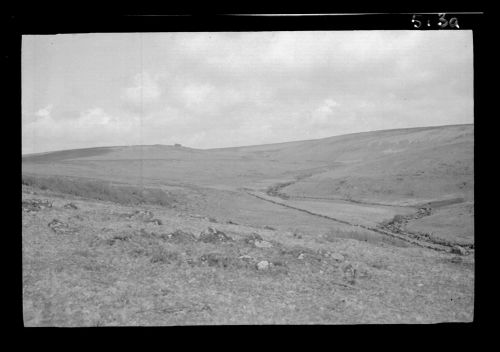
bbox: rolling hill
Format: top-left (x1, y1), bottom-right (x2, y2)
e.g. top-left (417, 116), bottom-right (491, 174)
top-left (22, 124), bottom-right (473, 204)
top-left (22, 123), bottom-right (475, 325)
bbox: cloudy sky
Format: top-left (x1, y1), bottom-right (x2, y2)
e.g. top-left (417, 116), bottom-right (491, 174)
top-left (22, 31), bottom-right (473, 154)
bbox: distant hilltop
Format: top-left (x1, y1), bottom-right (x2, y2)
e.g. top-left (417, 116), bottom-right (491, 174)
top-left (22, 124), bottom-right (472, 159)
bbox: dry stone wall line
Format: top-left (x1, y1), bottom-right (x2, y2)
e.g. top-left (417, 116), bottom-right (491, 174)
top-left (245, 190), bottom-right (456, 253)
top-left (264, 173), bottom-right (410, 208)
top-left (377, 208), bottom-right (474, 250)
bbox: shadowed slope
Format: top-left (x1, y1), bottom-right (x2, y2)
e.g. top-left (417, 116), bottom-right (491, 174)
top-left (22, 147), bottom-right (117, 163)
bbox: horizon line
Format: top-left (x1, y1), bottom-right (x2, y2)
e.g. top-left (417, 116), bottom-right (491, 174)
top-left (22, 122), bottom-right (473, 157)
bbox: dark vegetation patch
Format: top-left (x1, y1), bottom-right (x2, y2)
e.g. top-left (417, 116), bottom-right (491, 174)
top-left (150, 248), bottom-right (182, 265)
top-left (105, 234), bottom-right (132, 245)
top-left (197, 253), bottom-right (251, 269)
top-left (22, 174), bottom-right (180, 208)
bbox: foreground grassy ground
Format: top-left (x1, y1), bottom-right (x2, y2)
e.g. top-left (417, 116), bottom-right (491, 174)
top-left (22, 185), bottom-right (474, 325)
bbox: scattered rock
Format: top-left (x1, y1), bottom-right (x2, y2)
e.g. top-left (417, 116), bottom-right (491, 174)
top-left (242, 233), bottom-right (272, 248)
top-left (416, 207), bottom-right (432, 218)
top-left (342, 262), bottom-right (370, 284)
top-left (342, 263), bottom-right (357, 285)
top-left (243, 233), bottom-right (263, 244)
top-left (256, 260), bottom-right (270, 271)
top-left (238, 255), bottom-right (254, 262)
top-left (126, 210), bottom-right (154, 221)
top-left (451, 245), bottom-right (468, 256)
top-left (316, 249), bottom-right (328, 256)
top-left (161, 229), bottom-right (197, 244)
top-left (254, 240), bottom-right (273, 248)
top-left (199, 227), bottom-right (233, 243)
top-left (147, 218), bottom-right (163, 225)
top-left (64, 202), bottom-right (78, 210)
top-left (329, 253), bottom-right (345, 262)
top-left (23, 199), bottom-right (52, 213)
top-left (48, 219), bottom-right (77, 235)
top-left (298, 253), bottom-right (305, 260)
top-left (199, 253), bottom-right (236, 268)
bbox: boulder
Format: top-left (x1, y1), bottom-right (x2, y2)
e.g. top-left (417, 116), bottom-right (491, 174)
top-left (245, 233), bottom-right (263, 242)
top-left (48, 219), bottom-right (77, 235)
top-left (330, 253), bottom-right (345, 262)
top-left (342, 263), bottom-right (357, 285)
top-left (147, 218), bottom-right (163, 225)
top-left (128, 210), bottom-right (154, 221)
top-left (254, 240), bottom-right (273, 248)
top-left (198, 253), bottom-right (234, 268)
top-left (199, 227), bottom-right (233, 243)
top-left (238, 255), bottom-right (255, 262)
top-left (256, 260), bottom-right (270, 271)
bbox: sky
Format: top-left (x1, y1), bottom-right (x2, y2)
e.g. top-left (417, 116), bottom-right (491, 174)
top-left (22, 31), bottom-right (473, 154)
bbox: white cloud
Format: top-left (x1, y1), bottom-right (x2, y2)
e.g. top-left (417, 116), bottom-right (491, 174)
top-left (311, 98), bottom-right (340, 125)
top-left (123, 71), bottom-right (161, 106)
top-left (78, 108), bottom-right (113, 126)
top-left (22, 107), bottom-right (141, 154)
top-left (22, 31), bottom-right (473, 153)
top-left (181, 83), bottom-right (214, 107)
top-left (35, 104), bottom-right (53, 118)
top-left (177, 81), bottom-right (253, 116)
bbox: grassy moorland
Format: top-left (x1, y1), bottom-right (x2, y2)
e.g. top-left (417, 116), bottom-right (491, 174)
top-left (22, 124), bottom-right (474, 325)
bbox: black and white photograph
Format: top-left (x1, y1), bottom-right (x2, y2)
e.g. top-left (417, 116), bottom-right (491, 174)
top-left (21, 14), bottom-right (476, 326)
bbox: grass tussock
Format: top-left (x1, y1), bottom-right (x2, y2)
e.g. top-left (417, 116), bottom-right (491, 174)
top-left (22, 174), bottom-right (179, 207)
